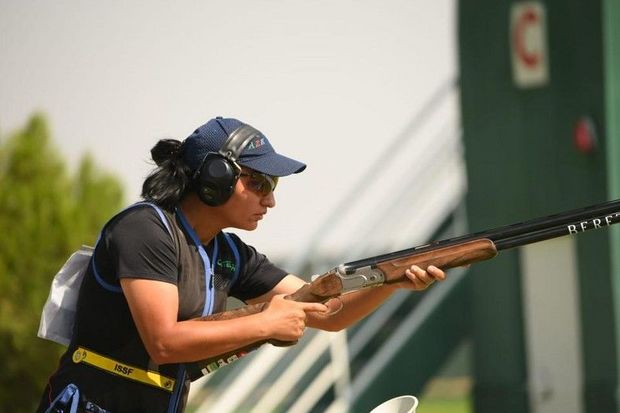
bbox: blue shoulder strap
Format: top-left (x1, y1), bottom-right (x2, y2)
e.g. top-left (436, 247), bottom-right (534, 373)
top-left (175, 209), bottom-right (218, 318)
top-left (92, 202), bottom-right (173, 293)
top-left (222, 232), bottom-right (241, 285)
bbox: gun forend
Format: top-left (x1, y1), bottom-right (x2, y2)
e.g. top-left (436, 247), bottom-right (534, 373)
top-left (377, 238), bottom-right (498, 282)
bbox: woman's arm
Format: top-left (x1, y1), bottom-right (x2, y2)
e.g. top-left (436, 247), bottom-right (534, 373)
top-left (248, 265), bottom-right (445, 332)
top-left (121, 278), bottom-right (327, 365)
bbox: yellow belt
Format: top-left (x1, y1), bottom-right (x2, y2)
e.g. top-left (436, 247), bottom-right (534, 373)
top-left (72, 347), bottom-right (176, 392)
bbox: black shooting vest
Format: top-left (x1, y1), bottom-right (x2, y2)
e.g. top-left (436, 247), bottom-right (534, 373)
top-left (39, 203), bottom-right (241, 413)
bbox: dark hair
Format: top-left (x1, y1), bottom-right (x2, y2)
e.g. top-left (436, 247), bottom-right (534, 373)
top-left (141, 139), bottom-right (192, 211)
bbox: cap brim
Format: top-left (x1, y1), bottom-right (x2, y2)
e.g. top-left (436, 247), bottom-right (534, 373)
top-left (238, 153), bottom-right (306, 177)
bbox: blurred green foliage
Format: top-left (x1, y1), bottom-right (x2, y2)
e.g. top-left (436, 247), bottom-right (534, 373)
top-left (0, 114), bottom-right (124, 412)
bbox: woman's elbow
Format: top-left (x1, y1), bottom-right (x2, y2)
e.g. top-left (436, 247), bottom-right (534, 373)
top-left (144, 339), bottom-right (176, 365)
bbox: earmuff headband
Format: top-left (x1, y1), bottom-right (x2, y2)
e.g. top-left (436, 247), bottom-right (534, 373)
top-left (217, 123), bottom-right (262, 163)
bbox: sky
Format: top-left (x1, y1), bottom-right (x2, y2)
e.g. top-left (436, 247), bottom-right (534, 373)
top-left (0, 0), bottom-right (458, 262)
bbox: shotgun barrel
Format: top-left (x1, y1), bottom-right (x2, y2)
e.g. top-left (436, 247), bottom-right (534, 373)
top-left (343, 199), bottom-right (620, 272)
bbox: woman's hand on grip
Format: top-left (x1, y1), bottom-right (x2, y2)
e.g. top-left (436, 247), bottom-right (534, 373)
top-left (260, 294), bottom-right (328, 342)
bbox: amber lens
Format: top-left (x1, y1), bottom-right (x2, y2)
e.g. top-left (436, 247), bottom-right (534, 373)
top-left (242, 173), bottom-right (278, 195)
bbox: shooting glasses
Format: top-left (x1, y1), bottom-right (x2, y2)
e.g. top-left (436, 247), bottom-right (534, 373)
top-left (239, 171), bottom-right (279, 195)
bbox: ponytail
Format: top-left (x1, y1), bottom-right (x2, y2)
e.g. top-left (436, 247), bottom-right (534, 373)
top-left (141, 139), bottom-right (191, 211)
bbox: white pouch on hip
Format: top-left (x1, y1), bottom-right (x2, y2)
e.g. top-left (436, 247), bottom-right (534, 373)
top-left (37, 245), bottom-right (93, 346)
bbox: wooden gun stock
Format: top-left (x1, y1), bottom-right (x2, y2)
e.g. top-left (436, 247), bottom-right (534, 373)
top-left (186, 199), bottom-right (620, 380)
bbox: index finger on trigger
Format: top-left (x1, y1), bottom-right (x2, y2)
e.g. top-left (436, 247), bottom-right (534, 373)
top-left (298, 302), bottom-right (329, 313)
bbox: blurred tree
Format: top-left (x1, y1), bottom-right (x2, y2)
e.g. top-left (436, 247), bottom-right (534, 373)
top-left (0, 114), bottom-right (124, 412)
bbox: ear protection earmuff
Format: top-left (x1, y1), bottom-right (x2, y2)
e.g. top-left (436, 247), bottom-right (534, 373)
top-left (193, 122), bottom-right (262, 206)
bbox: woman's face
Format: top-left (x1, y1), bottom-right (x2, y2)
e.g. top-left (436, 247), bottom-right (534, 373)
top-left (222, 168), bottom-right (277, 231)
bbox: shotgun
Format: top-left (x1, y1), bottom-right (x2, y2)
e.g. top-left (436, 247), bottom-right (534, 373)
top-left (186, 199), bottom-right (620, 380)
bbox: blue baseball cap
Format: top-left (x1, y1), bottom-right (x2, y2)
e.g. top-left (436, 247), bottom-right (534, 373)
top-left (182, 117), bottom-right (306, 177)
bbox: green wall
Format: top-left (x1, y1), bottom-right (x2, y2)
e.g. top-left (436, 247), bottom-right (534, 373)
top-left (458, 0), bottom-right (618, 411)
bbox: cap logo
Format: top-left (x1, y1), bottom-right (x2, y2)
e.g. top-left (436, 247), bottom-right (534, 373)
top-left (247, 137), bottom-right (266, 150)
